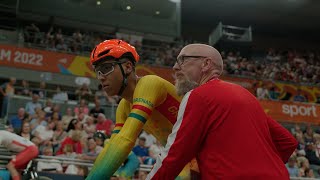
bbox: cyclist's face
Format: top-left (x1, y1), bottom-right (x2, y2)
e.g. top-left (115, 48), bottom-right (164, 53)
top-left (95, 60), bottom-right (132, 96)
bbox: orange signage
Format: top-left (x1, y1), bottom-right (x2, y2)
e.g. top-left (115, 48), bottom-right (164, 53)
top-left (1, 44), bottom-right (320, 103)
top-left (260, 100), bottom-right (320, 124)
top-left (0, 44), bottom-right (75, 73)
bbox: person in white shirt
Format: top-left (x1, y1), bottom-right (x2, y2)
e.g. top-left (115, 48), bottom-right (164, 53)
top-left (37, 146), bottom-right (63, 173)
top-left (139, 130), bottom-right (157, 147)
top-left (34, 121), bottom-right (55, 146)
top-left (52, 86), bottom-right (68, 102)
top-left (256, 84), bottom-right (270, 100)
top-left (0, 130), bottom-right (39, 180)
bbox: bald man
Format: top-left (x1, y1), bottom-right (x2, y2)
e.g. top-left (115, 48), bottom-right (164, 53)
top-left (147, 44), bottom-right (297, 179)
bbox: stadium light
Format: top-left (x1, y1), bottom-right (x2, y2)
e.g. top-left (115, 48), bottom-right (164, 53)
top-left (169, 0), bottom-right (180, 3)
top-left (96, 1), bottom-right (101, 5)
top-left (126, 6), bottom-right (131, 10)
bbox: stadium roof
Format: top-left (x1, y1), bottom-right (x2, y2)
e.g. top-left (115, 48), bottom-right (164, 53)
top-left (181, 0), bottom-right (320, 40)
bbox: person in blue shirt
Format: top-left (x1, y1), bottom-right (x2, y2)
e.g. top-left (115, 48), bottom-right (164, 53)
top-left (286, 156), bottom-right (300, 177)
top-left (9, 108), bottom-right (26, 133)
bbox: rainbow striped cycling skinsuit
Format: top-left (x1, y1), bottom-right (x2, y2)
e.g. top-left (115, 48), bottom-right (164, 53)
top-left (86, 75), bottom-right (198, 179)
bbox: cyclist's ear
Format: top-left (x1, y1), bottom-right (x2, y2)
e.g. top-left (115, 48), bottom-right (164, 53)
top-left (123, 60), bottom-right (134, 74)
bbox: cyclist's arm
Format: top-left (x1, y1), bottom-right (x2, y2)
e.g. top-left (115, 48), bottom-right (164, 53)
top-left (91, 99), bottom-right (128, 161)
top-left (86, 76), bottom-right (167, 179)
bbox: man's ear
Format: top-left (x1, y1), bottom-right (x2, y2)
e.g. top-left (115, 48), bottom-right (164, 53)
top-left (202, 58), bottom-right (212, 71)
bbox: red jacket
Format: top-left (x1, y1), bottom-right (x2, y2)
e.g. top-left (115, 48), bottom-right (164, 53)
top-left (56, 137), bottom-right (83, 155)
top-left (148, 79), bottom-right (297, 180)
top-left (96, 119), bottom-right (113, 136)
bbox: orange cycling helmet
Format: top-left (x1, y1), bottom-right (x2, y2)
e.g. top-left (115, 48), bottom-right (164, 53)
top-left (91, 39), bottom-right (140, 96)
top-left (90, 39), bottom-right (139, 65)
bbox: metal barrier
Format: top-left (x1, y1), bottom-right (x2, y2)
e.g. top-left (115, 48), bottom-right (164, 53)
top-left (139, 164), bottom-right (153, 172)
top-left (3, 147), bottom-right (319, 179)
top-left (0, 147), bottom-right (94, 168)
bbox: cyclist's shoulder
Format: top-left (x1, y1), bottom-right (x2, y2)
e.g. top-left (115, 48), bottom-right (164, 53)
top-left (118, 98), bottom-right (130, 107)
top-left (136, 75), bottom-right (173, 89)
top-left (138, 75), bottom-right (164, 83)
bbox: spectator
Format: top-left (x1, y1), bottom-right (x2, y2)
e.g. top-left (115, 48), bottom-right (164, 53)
top-left (49, 111), bottom-right (61, 124)
top-left (37, 146), bottom-right (63, 173)
top-left (296, 134), bottom-right (306, 151)
top-left (43, 99), bottom-right (54, 116)
top-left (30, 110), bottom-right (47, 135)
top-left (34, 121), bottom-right (55, 146)
top-left (132, 137), bottom-right (150, 164)
top-left (9, 107), bottom-right (26, 133)
top-left (304, 126), bottom-right (314, 142)
top-left (305, 142), bottom-right (320, 165)
top-left (139, 130), bottom-right (156, 148)
top-left (89, 99), bottom-right (105, 118)
top-left (56, 38), bottom-right (68, 52)
top-left (299, 159), bottom-right (310, 177)
top-left (77, 166), bottom-right (89, 177)
top-left (269, 85), bottom-right (280, 100)
top-left (294, 124), bottom-right (304, 138)
top-left (16, 80), bottom-right (32, 96)
top-left (34, 81), bottom-right (47, 99)
top-left (256, 83), bottom-right (270, 100)
top-left (286, 156), bottom-right (300, 177)
top-left (74, 99), bottom-right (89, 116)
top-left (84, 116), bottom-right (96, 138)
top-left (56, 144), bottom-right (77, 159)
top-left (293, 89), bottom-right (307, 102)
top-left (19, 121), bottom-right (33, 141)
top-left (55, 28), bottom-right (63, 42)
top-left (67, 119), bottom-right (88, 139)
top-left (52, 86), bottom-right (68, 102)
top-left (149, 140), bottom-right (164, 160)
top-left (96, 113), bottom-right (113, 137)
top-left (25, 93), bottom-right (42, 116)
top-left (57, 130), bottom-right (85, 155)
top-left (304, 168), bottom-right (315, 178)
top-left (138, 171), bottom-right (148, 180)
top-left (0, 77), bottom-right (16, 118)
top-left (52, 121), bottom-right (68, 153)
top-left (79, 138), bottom-right (102, 161)
top-left (71, 30), bottom-right (83, 52)
top-left (62, 107), bottom-right (74, 130)
top-left (75, 84), bottom-right (92, 101)
top-left (95, 84), bottom-right (108, 106)
top-left (93, 131), bottom-right (106, 148)
top-left (24, 23), bottom-right (40, 43)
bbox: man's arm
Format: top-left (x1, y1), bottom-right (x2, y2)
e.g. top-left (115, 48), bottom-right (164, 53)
top-left (86, 77), bottom-right (167, 179)
top-left (147, 91), bottom-right (210, 180)
top-left (267, 116), bottom-right (298, 163)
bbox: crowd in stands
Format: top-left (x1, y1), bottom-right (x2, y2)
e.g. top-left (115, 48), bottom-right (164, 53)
top-left (287, 124), bottom-right (320, 178)
top-left (222, 49), bottom-right (320, 86)
top-left (22, 23), bottom-right (320, 88)
top-left (23, 23), bottom-right (186, 67)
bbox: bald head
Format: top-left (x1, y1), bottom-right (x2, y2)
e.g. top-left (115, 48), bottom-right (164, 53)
top-left (179, 43), bottom-right (223, 75)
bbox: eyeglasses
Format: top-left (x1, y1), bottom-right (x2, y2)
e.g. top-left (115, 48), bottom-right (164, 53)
top-left (94, 60), bottom-right (128, 77)
top-left (176, 55), bottom-right (207, 66)
top-left (94, 62), bottom-right (118, 77)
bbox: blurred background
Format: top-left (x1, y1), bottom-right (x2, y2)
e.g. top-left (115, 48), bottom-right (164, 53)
top-left (0, 0), bottom-right (319, 179)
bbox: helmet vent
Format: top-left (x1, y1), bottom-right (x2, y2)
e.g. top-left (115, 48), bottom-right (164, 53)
top-left (98, 49), bottom-right (111, 58)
